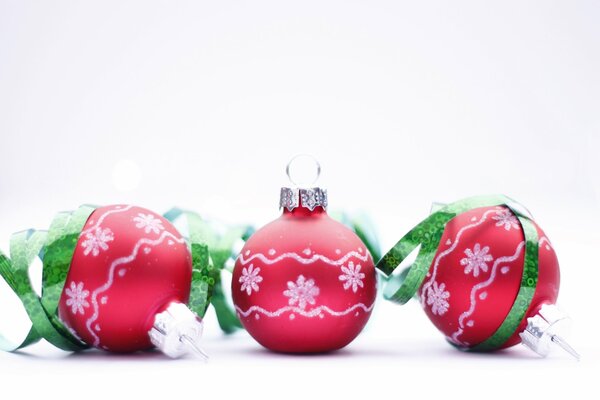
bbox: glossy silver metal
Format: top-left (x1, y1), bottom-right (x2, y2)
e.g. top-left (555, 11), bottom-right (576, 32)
top-left (519, 304), bottom-right (579, 360)
top-left (280, 187), bottom-right (328, 211)
top-left (148, 301), bottom-right (207, 359)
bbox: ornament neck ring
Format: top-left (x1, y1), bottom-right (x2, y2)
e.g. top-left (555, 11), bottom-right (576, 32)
top-left (280, 187), bottom-right (328, 212)
top-left (281, 155), bottom-right (328, 212)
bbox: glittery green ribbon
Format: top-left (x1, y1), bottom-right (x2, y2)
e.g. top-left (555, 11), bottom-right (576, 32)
top-left (376, 195), bottom-right (540, 350)
top-left (0, 205), bottom-right (95, 352)
top-left (163, 208), bottom-right (254, 333)
top-left (0, 204), bottom-right (252, 353)
top-left (171, 208), bottom-right (379, 335)
top-left (470, 215), bottom-right (538, 351)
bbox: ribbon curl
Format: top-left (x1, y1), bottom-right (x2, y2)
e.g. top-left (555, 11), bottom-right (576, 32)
top-left (0, 205), bottom-right (254, 353)
top-left (163, 208), bottom-right (254, 333)
top-left (0, 205), bottom-right (95, 351)
top-left (376, 195), bottom-right (539, 351)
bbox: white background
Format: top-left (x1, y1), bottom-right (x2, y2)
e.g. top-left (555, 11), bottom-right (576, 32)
top-left (1, 1), bottom-right (598, 398)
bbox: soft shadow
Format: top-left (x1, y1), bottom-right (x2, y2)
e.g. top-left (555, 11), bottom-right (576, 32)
top-left (237, 345), bottom-right (406, 358)
top-left (64, 348), bottom-right (175, 362)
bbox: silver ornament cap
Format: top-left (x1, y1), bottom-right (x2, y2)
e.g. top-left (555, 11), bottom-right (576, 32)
top-left (148, 301), bottom-right (208, 359)
top-left (280, 154), bottom-right (328, 211)
top-left (519, 304), bottom-right (580, 360)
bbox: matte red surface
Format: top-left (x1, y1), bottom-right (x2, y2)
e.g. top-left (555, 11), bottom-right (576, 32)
top-left (232, 207), bottom-right (377, 353)
top-left (58, 205), bottom-right (192, 352)
top-left (418, 206), bottom-right (560, 349)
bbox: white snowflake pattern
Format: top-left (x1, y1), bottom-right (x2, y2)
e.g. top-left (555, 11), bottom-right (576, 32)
top-left (492, 209), bottom-right (519, 231)
top-left (133, 213), bottom-right (164, 234)
top-left (283, 275), bottom-right (319, 310)
top-left (426, 281), bottom-right (450, 315)
top-left (339, 261), bottom-right (365, 293)
top-left (460, 243), bottom-right (493, 277)
top-left (65, 281), bottom-right (90, 315)
top-left (239, 264), bottom-right (263, 295)
top-left (81, 227), bottom-right (114, 256)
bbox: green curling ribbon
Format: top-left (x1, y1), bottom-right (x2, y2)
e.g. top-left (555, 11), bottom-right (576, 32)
top-left (331, 211), bottom-right (382, 262)
top-left (0, 205), bottom-right (95, 352)
top-left (163, 208), bottom-right (253, 333)
top-left (208, 225), bottom-right (254, 333)
top-left (376, 195), bottom-right (540, 350)
top-left (469, 215), bottom-right (538, 351)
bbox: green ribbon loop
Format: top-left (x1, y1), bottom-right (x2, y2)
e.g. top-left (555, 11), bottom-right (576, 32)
top-left (41, 205), bottom-right (97, 345)
top-left (208, 225), bottom-right (254, 333)
top-left (469, 215), bottom-right (538, 351)
top-left (0, 205), bottom-right (95, 352)
top-left (163, 208), bottom-right (253, 333)
top-left (331, 211), bottom-right (382, 262)
top-left (163, 208), bottom-right (215, 318)
top-left (376, 195), bottom-right (540, 350)
top-left (1, 204), bottom-right (251, 353)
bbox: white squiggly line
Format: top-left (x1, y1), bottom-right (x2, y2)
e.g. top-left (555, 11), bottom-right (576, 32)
top-left (237, 249), bottom-right (370, 267)
top-left (450, 241), bottom-right (525, 346)
top-left (235, 302), bottom-right (375, 318)
top-left (85, 230), bottom-right (186, 346)
top-left (80, 205), bottom-right (134, 236)
top-left (448, 330), bottom-right (464, 346)
top-left (420, 209), bottom-right (500, 304)
top-left (539, 236), bottom-right (552, 250)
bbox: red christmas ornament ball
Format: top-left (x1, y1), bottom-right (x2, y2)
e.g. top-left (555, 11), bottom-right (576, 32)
top-left (58, 205), bottom-right (192, 352)
top-left (418, 205), bottom-right (559, 349)
top-left (232, 206), bottom-right (377, 353)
